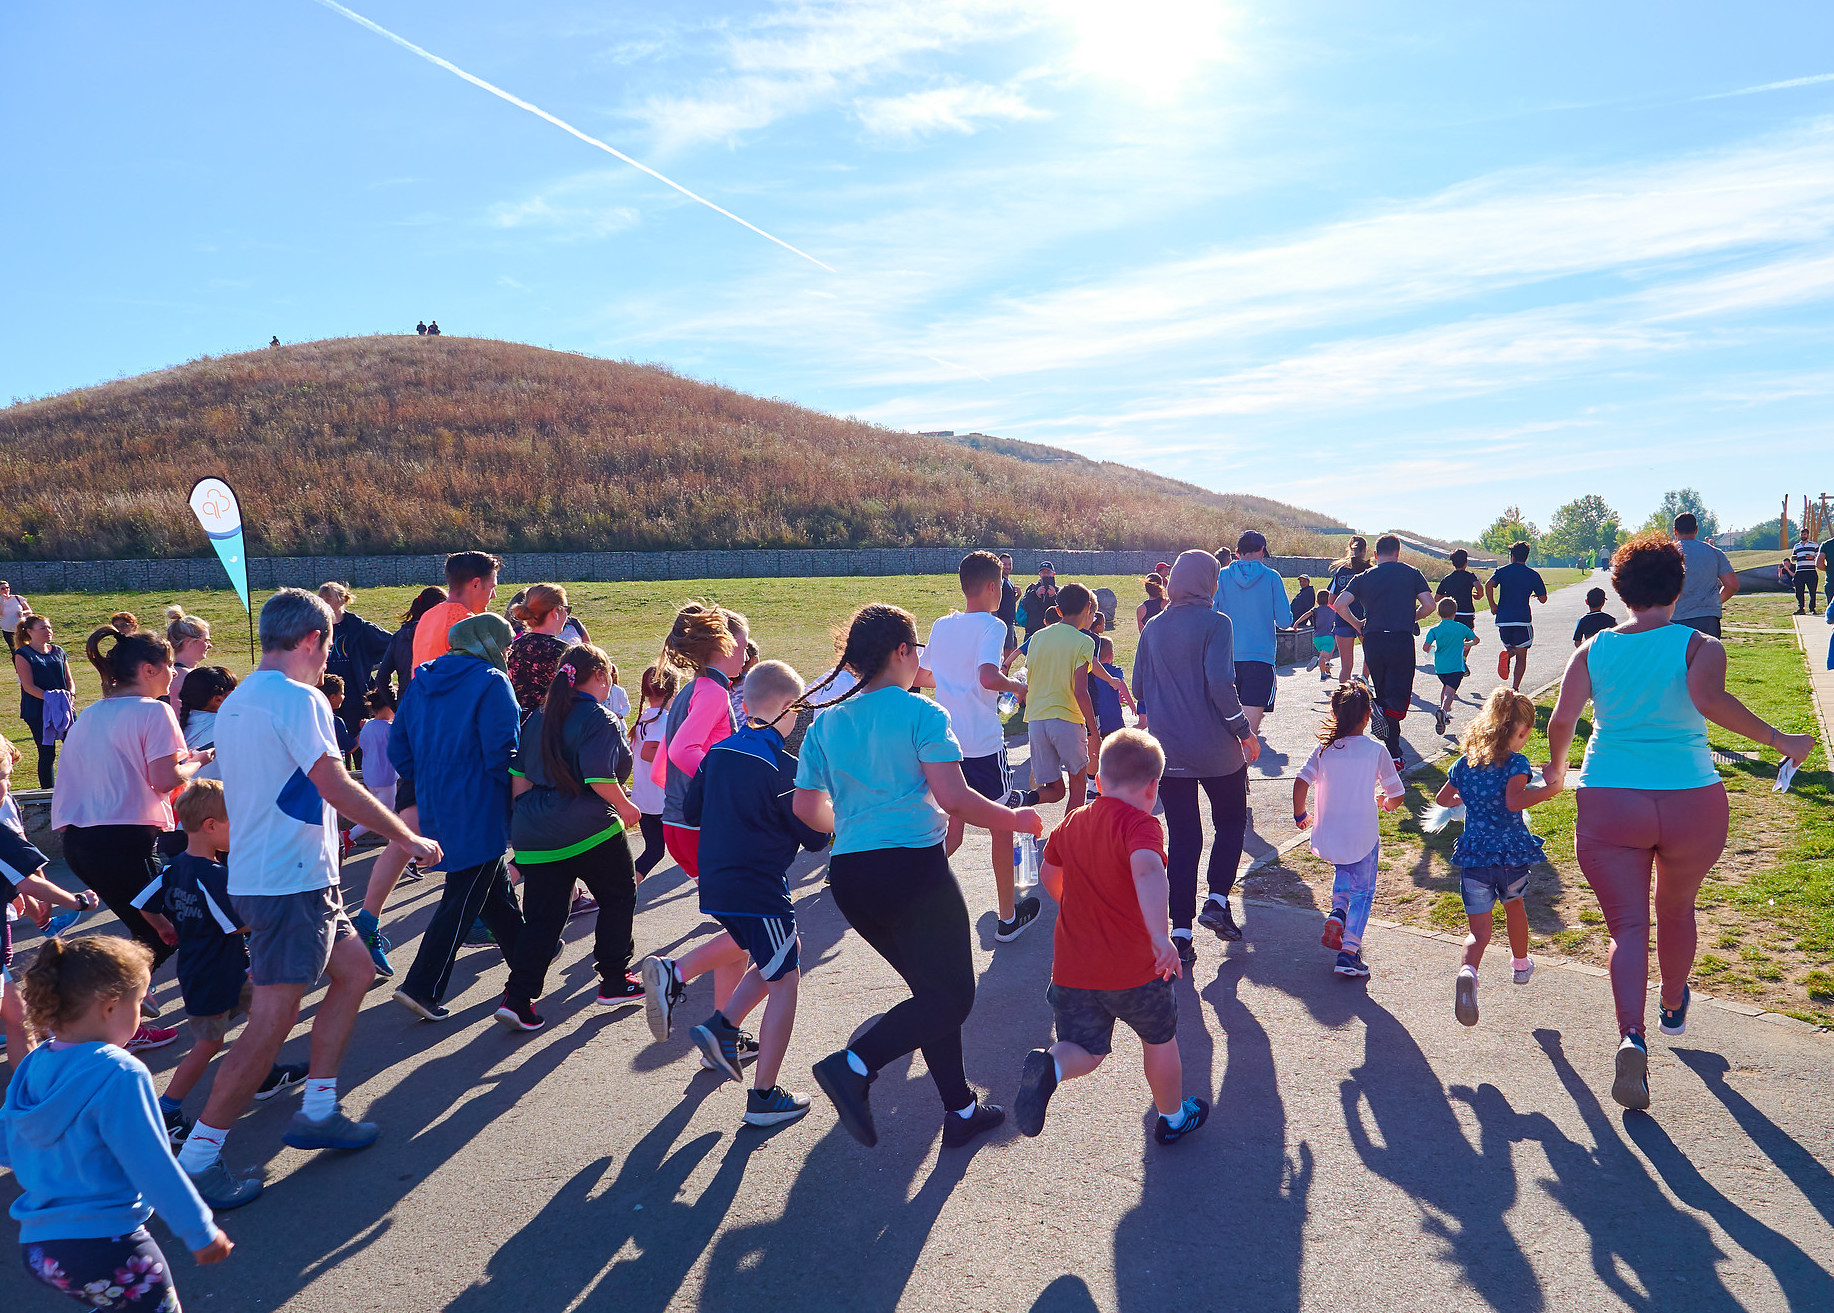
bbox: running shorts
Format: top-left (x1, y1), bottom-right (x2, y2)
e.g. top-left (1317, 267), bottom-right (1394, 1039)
top-left (713, 912), bottom-right (799, 981)
top-left (1497, 623), bottom-right (1534, 650)
top-left (662, 824), bottom-right (700, 880)
top-left (960, 747), bottom-right (1011, 803)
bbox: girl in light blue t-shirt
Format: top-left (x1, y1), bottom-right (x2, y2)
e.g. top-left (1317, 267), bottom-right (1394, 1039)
top-left (794, 604), bottom-right (1041, 1151)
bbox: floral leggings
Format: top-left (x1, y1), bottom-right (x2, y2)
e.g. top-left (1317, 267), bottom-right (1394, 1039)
top-left (22, 1229), bottom-right (180, 1310)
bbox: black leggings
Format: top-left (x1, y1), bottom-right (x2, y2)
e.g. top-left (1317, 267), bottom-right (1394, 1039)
top-left (1797, 569), bottom-right (1820, 612)
top-left (61, 825), bottom-right (174, 971)
top-left (506, 839), bottom-right (637, 1003)
top-left (633, 813), bottom-right (667, 877)
top-left (1161, 771), bottom-right (1248, 930)
top-left (20, 697), bottom-right (56, 790)
top-left (22, 1227), bottom-right (179, 1309)
top-left (827, 844), bottom-right (976, 1111)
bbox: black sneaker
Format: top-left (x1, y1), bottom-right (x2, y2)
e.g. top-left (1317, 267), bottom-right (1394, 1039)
top-left (494, 994), bottom-right (546, 1033)
top-left (744, 1085), bottom-right (811, 1127)
top-left (1174, 936), bottom-right (1196, 967)
top-left (1435, 708), bottom-right (1450, 736)
top-left (255, 1062), bottom-right (308, 1102)
top-left (1197, 899), bottom-right (1242, 941)
top-left (692, 1013), bottom-right (745, 1082)
top-left (400, 862), bottom-right (424, 884)
top-left (641, 955), bottom-right (684, 1041)
top-left (812, 1051), bottom-right (878, 1147)
top-left (1154, 1096), bottom-right (1210, 1145)
top-left (941, 1099), bottom-right (1005, 1149)
top-left (704, 1030), bottom-right (758, 1071)
top-left (1658, 984), bottom-right (1691, 1037)
top-left (392, 988), bottom-right (450, 1022)
top-left (995, 896), bottom-right (1042, 943)
top-left (1014, 1049), bottom-right (1059, 1137)
top-left (162, 1104), bottom-right (194, 1147)
top-left (598, 971), bottom-right (644, 1005)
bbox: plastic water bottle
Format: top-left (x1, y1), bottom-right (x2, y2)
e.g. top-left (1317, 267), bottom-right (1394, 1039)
top-left (1013, 834), bottom-right (1041, 893)
top-left (997, 690), bottom-right (1019, 717)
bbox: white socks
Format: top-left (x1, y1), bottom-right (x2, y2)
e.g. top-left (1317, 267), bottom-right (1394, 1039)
top-left (1161, 1103), bottom-right (1190, 1130)
top-left (1511, 957), bottom-right (1533, 972)
top-left (302, 1078), bottom-right (338, 1122)
top-left (176, 1122), bottom-right (228, 1173)
top-left (1171, 928), bottom-right (1192, 941)
top-left (1458, 965), bottom-right (1477, 979)
top-left (844, 1050), bottom-right (869, 1078)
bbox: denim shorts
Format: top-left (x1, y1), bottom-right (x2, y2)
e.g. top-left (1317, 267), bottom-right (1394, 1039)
top-left (1459, 864), bottom-right (1531, 916)
top-left (1047, 977), bottom-right (1177, 1054)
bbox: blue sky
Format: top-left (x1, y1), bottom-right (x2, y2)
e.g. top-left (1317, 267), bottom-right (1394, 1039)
top-left (5, 2), bottom-right (1834, 540)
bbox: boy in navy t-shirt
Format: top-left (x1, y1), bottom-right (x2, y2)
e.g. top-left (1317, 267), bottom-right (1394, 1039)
top-left (1484, 542), bottom-right (1547, 691)
top-left (1573, 588), bottom-right (1617, 646)
top-left (681, 661), bottom-right (831, 1127)
top-left (133, 779), bottom-right (305, 1145)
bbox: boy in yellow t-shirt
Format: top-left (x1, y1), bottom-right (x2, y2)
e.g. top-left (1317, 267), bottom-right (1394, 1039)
top-left (1023, 583), bottom-right (1099, 817)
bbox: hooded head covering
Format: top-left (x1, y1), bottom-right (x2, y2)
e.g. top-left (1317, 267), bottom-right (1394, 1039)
top-left (1167, 549), bottom-right (1220, 606)
top-left (447, 612), bottom-right (513, 671)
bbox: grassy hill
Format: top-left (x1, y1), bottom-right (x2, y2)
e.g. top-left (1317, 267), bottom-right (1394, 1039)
top-left (0, 336), bottom-right (1345, 561)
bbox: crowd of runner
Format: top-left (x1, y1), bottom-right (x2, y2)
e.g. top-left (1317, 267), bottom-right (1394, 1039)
top-left (0, 524), bottom-right (1815, 1308)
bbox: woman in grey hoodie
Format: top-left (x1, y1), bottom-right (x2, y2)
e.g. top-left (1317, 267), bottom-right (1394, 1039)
top-left (1131, 550), bottom-right (1261, 961)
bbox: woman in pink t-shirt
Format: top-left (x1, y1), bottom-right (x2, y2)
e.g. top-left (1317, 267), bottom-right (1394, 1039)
top-left (51, 627), bottom-right (210, 982)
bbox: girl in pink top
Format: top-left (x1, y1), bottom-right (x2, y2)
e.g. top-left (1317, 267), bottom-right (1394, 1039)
top-left (1292, 684), bottom-right (1403, 978)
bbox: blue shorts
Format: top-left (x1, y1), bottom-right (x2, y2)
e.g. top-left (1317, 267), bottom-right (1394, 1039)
top-left (960, 748), bottom-right (1011, 803)
top-left (1459, 864), bottom-right (1531, 916)
top-left (714, 912), bottom-right (799, 982)
top-left (1234, 660), bottom-right (1276, 711)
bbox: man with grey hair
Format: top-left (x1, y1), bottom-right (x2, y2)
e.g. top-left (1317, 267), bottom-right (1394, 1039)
top-left (174, 588), bottom-right (442, 1209)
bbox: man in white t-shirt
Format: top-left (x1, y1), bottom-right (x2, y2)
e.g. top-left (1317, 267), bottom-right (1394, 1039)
top-left (174, 588), bottom-right (441, 1209)
top-left (917, 551), bottom-right (1040, 942)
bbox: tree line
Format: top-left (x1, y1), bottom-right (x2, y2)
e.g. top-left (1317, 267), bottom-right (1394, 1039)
top-left (1472, 488), bottom-right (1726, 566)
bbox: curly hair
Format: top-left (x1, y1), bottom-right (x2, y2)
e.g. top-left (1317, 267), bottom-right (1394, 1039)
top-left (21, 936), bottom-right (152, 1043)
top-left (1610, 535), bottom-right (1687, 611)
top-left (1461, 687), bottom-right (1536, 769)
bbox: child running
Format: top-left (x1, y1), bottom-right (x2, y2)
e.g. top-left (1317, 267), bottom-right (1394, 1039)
top-left (1013, 729), bottom-right (1208, 1144)
top-left (1024, 583), bottom-right (1101, 819)
top-left (1293, 684), bottom-right (1404, 978)
top-left (795, 605), bottom-right (1042, 1149)
top-left (132, 780), bottom-right (307, 1147)
top-left (1421, 598), bottom-right (1478, 736)
top-left (1573, 588), bottom-right (1617, 646)
top-left (629, 664), bottom-right (678, 879)
top-left (681, 661), bottom-right (832, 1126)
top-left (2, 936), bottom-right (231, 1308)
top-left (1435, 689), bottom-right (1561, 1027)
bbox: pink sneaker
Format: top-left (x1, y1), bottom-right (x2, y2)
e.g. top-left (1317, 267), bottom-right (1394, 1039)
top-left (127, 1024), bottom-right (179, 1053)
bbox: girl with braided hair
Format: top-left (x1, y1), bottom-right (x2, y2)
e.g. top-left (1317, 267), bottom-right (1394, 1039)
top-left (793, 604), bottom-right (1043, 1149)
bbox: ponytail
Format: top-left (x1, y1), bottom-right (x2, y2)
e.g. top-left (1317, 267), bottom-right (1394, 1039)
top-left (22, 935), bottom-right (153, 1042)
top-left (539, 643), bottom-right (610, 796)
top-left (85, 626), bottom-right (172, 693)
top-left (635, 663), bottom-right (678, 736)
top-left (1318, 683), bottom-right (1373, 747)
top-left (803, 604), bottom-right (917, 711)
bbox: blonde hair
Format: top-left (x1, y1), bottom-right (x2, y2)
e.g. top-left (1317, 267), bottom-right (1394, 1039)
top-left (658, 603), bottom-right (739, 678)
top-left (742, 660), bottom-right (803, 720)
top-left (1099, 728), bottom-right (1165, 790)
top-left (316, 581), bottom-right (353, 607)
top-left (1461, 688), bottom-right (1536, 768)
top-left (175, 777), bottom-right (227, 833)
top-left (165, 605), bottom-right (211, 651)
top-left (22, 936), bottom-right (152, 1042)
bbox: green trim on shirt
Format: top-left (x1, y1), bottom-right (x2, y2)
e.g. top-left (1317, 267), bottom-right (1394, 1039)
top-left (512, 820), bottom-right (626, 864)
top-left (583, 777), bottom-right (618, 785)
top-left (507, 767), bottom-right (525, 778)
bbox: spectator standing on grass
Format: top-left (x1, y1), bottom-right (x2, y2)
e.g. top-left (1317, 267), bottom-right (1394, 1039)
top-left (390, 614), bottom-right (524, 1022)
top-left (1789, 527), bottom-right (1820, 615)
top-left (374, 586), bottom-right (446, 698)
top-left (1485, 542), bottom-right (1547, 692)
top-left (1670, 513), bottom-right (1738, 638)
top-left (1543, 537), bottom-right (1813, 1112)
top-left (176, 587), bottom-right (439, 1208)
top-left (317, 583), bottom-right (392, 740)
top-left (1212, 530), bottom-right (1293, 739)
top-left (13, 616), bottom-right (71, 791)
top-left (1019, 565), bottom-right (1059, 643)
top-left (996, 554), bottom-right (1019, 652)
top-left (164, 609), bottom-right (212, 717)
top-left (1137, 572), bottom-right (1168, 633)
top-left (1130, 550), bottom-right (1260, 960)
top-left (1, 582), bottom-right (30, 656)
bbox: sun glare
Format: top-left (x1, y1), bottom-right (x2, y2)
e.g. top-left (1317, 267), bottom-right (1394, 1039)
top-left (1061, 0), bottom-right (1231, 97)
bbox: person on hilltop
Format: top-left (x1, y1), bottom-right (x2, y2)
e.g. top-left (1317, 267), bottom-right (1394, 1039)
top-left (13, 616), bottom-right (71, 791)
top-left (1669, 512), bottom-right (1737, 638)
top-left (426, 320), bottom-right (441, 336)
top-left (1018, 565), bottom-right (1059, 643)
top-left (268, 336), bottom-right (279, 348)
top-left (1544, 537), bottom-right (1812, 1111)
top-left (416, 321), bottom-right (427, 336)
top-left (177, 588), bottom-right (438, 1208)
top-left (0, 580), bottom-right (30, 656)
top-left (317, 583), bottom-right (392, 743)
top-left (1212, 530), bottom-right (1293, 740)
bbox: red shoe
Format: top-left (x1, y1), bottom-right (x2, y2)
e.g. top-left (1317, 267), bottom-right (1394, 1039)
top-left (1495, 648), bottom-right (1511, 680)
top-left (1320, 911), bottom-right (1346, 952)
top-left (339, 828), bottom-right (354, 862)
top-left (126, 1024), bottom-right (179, 1053)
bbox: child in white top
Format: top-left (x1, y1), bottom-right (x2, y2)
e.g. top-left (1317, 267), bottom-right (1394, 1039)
top-left (630, 664), bottom-right (677, 878)
top-left (1293, 684), bottom-right (1404, 978)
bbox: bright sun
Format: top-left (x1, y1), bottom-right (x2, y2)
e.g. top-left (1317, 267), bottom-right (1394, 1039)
top-left (1061, 0), bottom-right (1232, 98)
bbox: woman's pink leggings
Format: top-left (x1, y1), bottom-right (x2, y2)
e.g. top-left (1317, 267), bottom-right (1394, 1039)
top-left (1575, 784), bottom-right (1728, 1037)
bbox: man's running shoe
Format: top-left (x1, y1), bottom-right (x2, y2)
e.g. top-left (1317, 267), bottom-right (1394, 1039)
top-left (1435, 708), bottom-right (1449, 736)
top-left (1003, 788), bottom-right (1041, 808)
top-left (692, 1013), bottom-right (745, 1082)
top-left (283, 1108), bottom-right (380, 1151)
top-left (812, 1051), bottom-right (878, 1147)
top-left (391, 988), bottom-right (450, 1022)
top-left (140, 997), bottom-right (161, 1020)
top-left (1455, 968), bottom-right (1479, 1028)
top-left (941, 1099), bottom-right (1005, 1149)
top-left (1333, 951), bottom-right (1370, 978)
top-left (255, 1063), bottom-right (309, 1102)
top-left (744, 1086), bottom-right (811, 1127)
top-left (1320, 910), bottom-right (1346, 951)
top-left (352, 908), bottom-right (393, 979)
top-left (494, 994), bottom-right (546, 1032)
top-left (598, 971), bottom-right (644, 1004)
top-left (1014, 1048), bottom-right (1059, 1137)
top-left (702, 1030), bottom-right (758, 1071)
top-left (1154, 1096), bottom-right (1210, 1145)
top-left (1174, 936), bottom-right (1196, 968)
top-left (400, 862), bottom-right (424, 884)
top-left (1305, 652), bottom-right (1321, 672)
top-left (163, 1104), bottom-right (194, 1147)
top-left (126, 1024), bottom-right (179, 1053)
top-left (1658, 984), bottom-right (1691, 1037)
top-left (995, 896), bottom-right (1042, 943)
top-left (568, 893), bottom-right (599, 919)
top-left (187, 1158), bottom-right (263, 1210)
top-left (1197, 898), bottom-right (1242, 941)
top-left (1612, 1032), bottom-right (1650, 1110)
top-left (42, 907), bottom-right (85, 938)
top-left (641, 955), bottom-right (683, 1041)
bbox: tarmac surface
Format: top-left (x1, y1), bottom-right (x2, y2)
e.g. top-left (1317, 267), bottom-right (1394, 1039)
top-left (6, 572), bottom-right (1833, 1312)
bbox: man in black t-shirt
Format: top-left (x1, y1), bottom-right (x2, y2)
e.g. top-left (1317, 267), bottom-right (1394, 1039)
top-left (996, 553), bottom-right (1019, 652)
top-left (1332, 535), bottom-right (1435, 770)
top-left (1019, 566), bottom-right (1059, 642)
top-left (1573, 588), bottom-right (1617, 645)
top-left (1435, 549), bottom-right (1481, 630)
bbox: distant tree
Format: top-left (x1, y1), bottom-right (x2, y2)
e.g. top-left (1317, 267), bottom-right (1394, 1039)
top-left (1718, 517), bottom-right (1783, 552)
top-left (1638, 488), bottom-right (1718, 539)
top-left (1542, 495), bottom-right (1621, 562)
top-left (1478, 507), bottom-right (1540, 560)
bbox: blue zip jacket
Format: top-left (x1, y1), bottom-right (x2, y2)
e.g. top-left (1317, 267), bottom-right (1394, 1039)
top-left (0, 1042), bottom-right (216, 1250)
top-left (683, 723), bottom-right (831, 918)
top-left (1212, 559), bottom-right (1294, 666)
top-left (390, 652), bottom-right (519, 870)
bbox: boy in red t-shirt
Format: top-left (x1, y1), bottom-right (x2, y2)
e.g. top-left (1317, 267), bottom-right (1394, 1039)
top-left (1015, 729), bottom-right (1210, 1144)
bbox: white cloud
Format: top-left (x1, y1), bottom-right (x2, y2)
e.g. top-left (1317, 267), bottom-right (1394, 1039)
top-left (486, 172), bottom-right (641, 241)
top-left (1699, 72), bottom-right (1834, 101)
top-left (855, 82), bottom-right (1045, 142)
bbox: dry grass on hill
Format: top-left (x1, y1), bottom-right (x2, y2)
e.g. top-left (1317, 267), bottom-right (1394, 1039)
top-left (0, 336), bottom-right (1344, 561)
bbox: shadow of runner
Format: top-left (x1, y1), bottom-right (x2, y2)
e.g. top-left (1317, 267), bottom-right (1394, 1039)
top-left (1031, 1274), bottom-right (1102, 1312)
top-left (1673, 1049), bottom-right (1834, 1230)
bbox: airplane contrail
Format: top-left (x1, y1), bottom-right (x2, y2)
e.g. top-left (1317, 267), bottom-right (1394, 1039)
top-left (309, 0), bottom-right (837, 273)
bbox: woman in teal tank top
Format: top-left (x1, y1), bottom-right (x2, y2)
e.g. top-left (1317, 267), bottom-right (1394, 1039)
top-left (1546, 538), bottom-right (1813, 1113)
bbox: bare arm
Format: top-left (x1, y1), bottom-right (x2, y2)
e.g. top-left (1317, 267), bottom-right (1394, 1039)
top-left (1413, 590), bottom-right (1437, 623)
top-left (1505, 771), bottom-right (1562, 811)
top-left (640, 739), bottom-right (659, 763)
top-left (1717, 571), bottom-right (1740, 604)
top-left (977, 662), bottom-right (1026, 697)
top-left (14, 653), bottom-right (40, 699)
top-left (1292, 777), bottom-right (1310, 826)
top-left (793, 787), bottom-right (836, 834)
top-left (1131, 849), bottom-right (1180, 980)
top-left (147, 752), bottom-right (202, 794)
top-left (1686, 637), bottom-right (1814, 762)
top-left (309, 755), bottom-right (441, 862)
top-left (1485, 579), bottom-right (1500, 612)
top-left (912, 665), bottom-right (936, 691)
top-left (1331, 592), bottom-right (1362, 633)
top-left (923, 759), bottom-right (1043, 835)
top-left (511, 775), bottom-right (532, 798)
top-left (1434, 780), bottom-right (1461, 806)
top-left (1543, 647), bottom-right (1592, 785)
top-left (1072, 668), bottom-right (1098, 736)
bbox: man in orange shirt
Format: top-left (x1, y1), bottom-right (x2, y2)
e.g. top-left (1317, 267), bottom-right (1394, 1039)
top-left (411, 551), bottom-right (501, 671)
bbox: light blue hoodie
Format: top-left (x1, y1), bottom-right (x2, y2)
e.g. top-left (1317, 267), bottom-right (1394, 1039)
top-left (1212, 559), bottom-right (1294, 666)
top-left (0, 1042), bottom-right (216, 1250)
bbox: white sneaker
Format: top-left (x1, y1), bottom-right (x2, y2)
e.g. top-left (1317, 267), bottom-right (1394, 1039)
top-left (1512, 957), bottom-right (1535, 985)
top-left (1454, 968), bottom-right (1479, 1027)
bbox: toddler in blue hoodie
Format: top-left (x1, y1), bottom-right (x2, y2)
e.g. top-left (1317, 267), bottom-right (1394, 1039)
top-left (2, 935), bottom-right (229, 1307)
